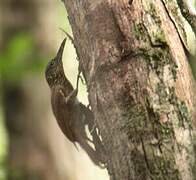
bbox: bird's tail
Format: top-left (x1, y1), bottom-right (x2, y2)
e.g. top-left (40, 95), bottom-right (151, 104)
top-left (78, 138), bottom-right (101, 166)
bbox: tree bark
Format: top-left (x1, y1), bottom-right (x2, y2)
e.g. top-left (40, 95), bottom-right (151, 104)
top-left (62, 0), bottom-right (196, 179)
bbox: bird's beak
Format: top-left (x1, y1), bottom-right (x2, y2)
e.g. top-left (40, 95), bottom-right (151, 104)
top-left (56, 38), bottom-right (67, 63)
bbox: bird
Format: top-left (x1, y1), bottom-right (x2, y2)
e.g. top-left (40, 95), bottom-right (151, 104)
top-left (45, 38), bottom-right (101, 166)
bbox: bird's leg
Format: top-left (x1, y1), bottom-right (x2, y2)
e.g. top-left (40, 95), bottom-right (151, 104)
top-left (89, 123), bottom-right (96, 134)
top-left (76, 64), bottom-right (81, 92)
top-left (58, 64), bottom-right (81, 105)
top-left (59, 88), bottom-right (77, 104)
top-left (77, 69), bottom-right (85, 85)
top-left (65, 89), bottom-right (78, 104)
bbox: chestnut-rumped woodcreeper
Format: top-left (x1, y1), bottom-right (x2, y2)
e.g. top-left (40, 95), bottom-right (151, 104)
top-left (45, 38), bottom-right (103, 166)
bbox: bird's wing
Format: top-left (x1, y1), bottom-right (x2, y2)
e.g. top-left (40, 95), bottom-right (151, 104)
top-left (52, 85), bottom-right (76, 142)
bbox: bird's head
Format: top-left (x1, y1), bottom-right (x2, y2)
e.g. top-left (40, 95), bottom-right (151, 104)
top-left (45, 38), bottom-right (66, 87)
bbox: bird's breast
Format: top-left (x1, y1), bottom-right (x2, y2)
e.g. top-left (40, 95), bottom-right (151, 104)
top-left (51, 89), bottom-right (77, 142)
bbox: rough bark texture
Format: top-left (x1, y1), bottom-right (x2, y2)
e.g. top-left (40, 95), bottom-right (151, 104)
top-left (63, 0), bottom-right (196, 179)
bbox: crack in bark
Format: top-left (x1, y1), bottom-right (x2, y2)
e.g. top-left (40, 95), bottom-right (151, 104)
top-left (160, 0), bottom-right (191, 57)
top-left (140, 136), bottom-right (154, 177)
top-left (63, 0), bottom-right (196, 179)
top-left (176, 0), bottom-right (196, 35)
top-left (141, 21), bottom-right (168, 49)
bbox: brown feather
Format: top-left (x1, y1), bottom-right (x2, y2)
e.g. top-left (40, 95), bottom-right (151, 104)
top-left (45, 38), bottom-right (102, 166)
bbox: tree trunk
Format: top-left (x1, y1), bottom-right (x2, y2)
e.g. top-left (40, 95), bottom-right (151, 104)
top-left (62, 0), bottom-right (196, 179)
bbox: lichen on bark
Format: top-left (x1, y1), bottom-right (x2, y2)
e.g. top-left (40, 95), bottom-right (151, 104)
top-left (62, 0), bottom-right (196, 179)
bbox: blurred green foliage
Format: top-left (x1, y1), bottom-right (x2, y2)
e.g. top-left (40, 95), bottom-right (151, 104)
top-left (0, 33), bottom-right (46, 82)
top-left (0, 32), bottom-right (47, 179)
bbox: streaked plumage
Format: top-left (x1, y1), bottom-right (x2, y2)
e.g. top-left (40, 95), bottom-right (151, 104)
top-left (45, 38), bottom-right (100, 165)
